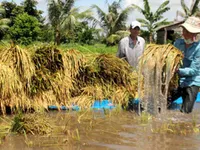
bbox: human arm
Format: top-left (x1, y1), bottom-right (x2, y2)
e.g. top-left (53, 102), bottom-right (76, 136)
top-left (116, 40), bottom-right (126, 58)
top-left (178, 52), bottom-right (200, 76)
top-left (177, 43), bottom-right (200, 77)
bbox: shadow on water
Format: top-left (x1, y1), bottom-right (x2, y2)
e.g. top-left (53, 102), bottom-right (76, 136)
top-left (0, 104), bottom-right (200, 150)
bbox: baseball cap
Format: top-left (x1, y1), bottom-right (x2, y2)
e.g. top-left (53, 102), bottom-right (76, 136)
top-left (130, 21), bottom-right (141, 29)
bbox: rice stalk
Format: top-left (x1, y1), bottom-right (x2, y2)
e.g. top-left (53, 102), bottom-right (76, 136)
top-left (0, 63), bottom-right (32, 114)
top-left (31, 45), bottom-right (66, 96)
top-left (32, 90), bottom-right (58, 111)
top-left (50, 72), bottom-right (72, 105)
top-left (33, 45), bottom-right (64, 74)
top-left (11, 112), bottom-right (52, 135)
top-left (64, 49), bottom-right (85, 78)
top-left (138, 44), bottom-right (183, 114)
top-left (68, 95), bottom-right (93, 109)
top-left (0, 45), bottom-right (35, 94)
top-left (71, 53), bottom-right (138, 106)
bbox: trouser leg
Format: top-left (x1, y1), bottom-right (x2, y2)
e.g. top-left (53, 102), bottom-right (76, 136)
top-left (170, 87), bottom-right (184, 102)
top-left (181, 86), bottom-right (199, 113)
top-left (167, 87), bottom-right (183, 108)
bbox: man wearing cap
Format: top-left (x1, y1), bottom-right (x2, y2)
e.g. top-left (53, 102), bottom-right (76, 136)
top-left (116, 21), bottom-right (145, 68)
top-left (168, 16), bottom-right (200, 113)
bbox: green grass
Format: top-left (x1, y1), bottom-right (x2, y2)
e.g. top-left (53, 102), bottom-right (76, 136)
top-left (59, 43), bottom-right (118, 54)
top-left (0, 41), bottom-right (118, 55)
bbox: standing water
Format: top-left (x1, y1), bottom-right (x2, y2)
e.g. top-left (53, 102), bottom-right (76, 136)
top-left (0, 108), bottom-right (200, 150)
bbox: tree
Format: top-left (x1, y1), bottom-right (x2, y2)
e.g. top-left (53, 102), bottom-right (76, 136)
top-left (64, 21), bottom-right (97, 44)
top-left (47, 0), bottom-right (75, 45)
top-left (9, 13), bottom-right (41, 45)
top-left (176, 0), bottom-right (200, 20)
top-left (63, 7), bottom-right (96, 43)
top-left (0, 4), bottom-right (11, 40)
top-left (132, 0), bottom-right (171, 43)
top-left (48, 0), bottom-right (95, 45)
top-left (1, 1), bottom-right (17, 18)
top-left (92, 0), bottom-right (134, 43)
top-left (2, 1), bottom-right (25, 26)
top-left (39, 23), bottom-right (54, 42)
top-left (22, 0), bottom-right (44, 22)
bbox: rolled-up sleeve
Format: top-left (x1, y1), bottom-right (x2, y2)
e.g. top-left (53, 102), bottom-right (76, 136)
top-left (116, 40), bottom-right (125, 58)
top-left (179, 50), bottom-right (200, 77)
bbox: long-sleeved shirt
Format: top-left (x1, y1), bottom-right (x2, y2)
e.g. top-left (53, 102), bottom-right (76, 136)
top-left (116, 36), bottom-right (145, 68)
top-left (174, 39), bottom-right (200, 87)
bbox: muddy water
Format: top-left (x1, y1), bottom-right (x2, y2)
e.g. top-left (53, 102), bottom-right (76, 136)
top-left (0, 104), bottom-right (200, 150)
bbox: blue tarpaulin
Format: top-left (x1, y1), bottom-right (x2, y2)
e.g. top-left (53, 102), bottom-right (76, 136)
top-left (48, 99), bottom-right (115, 111)
top-left (173, 92), bottom-right (200, 104)
top-left (48, 92), bottom-right (200, 111)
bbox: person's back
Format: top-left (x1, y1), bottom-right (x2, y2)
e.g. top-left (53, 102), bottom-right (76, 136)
top-left (117, 21), bottom-right (145, 68)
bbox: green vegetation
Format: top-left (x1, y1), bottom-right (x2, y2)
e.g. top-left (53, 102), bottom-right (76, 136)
top-left (0, 4), bottom-right (11, 40)
top-left (0, 0), bottom-right (177, 46)
top-left (132, 0), bottom-right (171, 43)
top-left (176, 0), bottom-right (200, 19)
top-left (9, 13), bottom-right (41, 45)
top-left (59, 43), bottom-right (117, 54)
top-left (92, 0), bottom-right (134, 45)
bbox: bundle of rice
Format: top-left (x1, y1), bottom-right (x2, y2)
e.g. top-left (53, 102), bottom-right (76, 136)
top-left (61, 49), bottom-right (86, 102)
top-left (31, 45), bottom-right (65, 94)
top-left (0, 45), bottom-right (35, 94)
top-left (32, 45), bottom-right (74, 106)
top-left (50, 73), bottom-right (72, 105)
top-left (70, 54), bottom-right (138, 106)
top-left (0, 63), bottom-right (26, 114)
top-left (33, 45), bottom-right (64, 73)
top-left (138, 44), bottom-right (183, 114)
top-left (11, 113), bottom-right (52, 135)
top-left (32, 90), bottom-right (57, 111)
top-left (64, 49), bottom-right (85, 78)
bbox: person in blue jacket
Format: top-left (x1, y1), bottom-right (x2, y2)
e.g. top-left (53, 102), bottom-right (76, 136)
top-left (168, 16), bottom-right (200, 113)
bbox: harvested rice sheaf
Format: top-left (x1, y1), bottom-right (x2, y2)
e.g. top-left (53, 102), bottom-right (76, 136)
top-left (32, 90), bottom-right (57, 111)
top-left (31, 46), bottom-right (73, 106)
top-left (0, 63), bottom-right (22, 99)
top-left (138, 44), bottom-right (183, 114)
top-left (0, 45), bottom-right (35, 94)
top-left (11, 113), bottom-right (52, 135)
top-left (0, 63), bottom-right (31, 114)
top-left (64, 49), bottom-right (85, 78)
top-left (33, 45), bottom-right (64, 73)
top-left (31, 45), bottom-right (66, 93)
top-left (70, 54), bottom-right (138, 106)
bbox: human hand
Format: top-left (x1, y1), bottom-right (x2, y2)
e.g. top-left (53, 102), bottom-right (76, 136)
top-left (175, 68), bottom-right (179, 73)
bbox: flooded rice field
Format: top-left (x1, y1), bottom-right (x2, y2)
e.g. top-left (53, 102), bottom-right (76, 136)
top-left (0, 104), bottom-right (200, 150)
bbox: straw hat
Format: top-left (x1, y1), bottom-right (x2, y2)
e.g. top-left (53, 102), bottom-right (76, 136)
top-left (180, 16), bottom-right (200, 33)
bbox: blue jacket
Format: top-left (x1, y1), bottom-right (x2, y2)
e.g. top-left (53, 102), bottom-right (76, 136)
top-left (174, 39), bottom-right (200, 87)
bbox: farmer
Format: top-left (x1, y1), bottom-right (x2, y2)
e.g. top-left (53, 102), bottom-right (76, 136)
top-left (116, 21), bottom-right (145, 68)
top-left (168, 16), bottom-right (200, 113)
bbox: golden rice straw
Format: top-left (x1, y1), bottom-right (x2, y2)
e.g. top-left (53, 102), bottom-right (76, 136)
top-left (64, 49), bottom-right (85, 78)
top-left (0, 45), bottom-right (35, 94)
top-left (32, 90), bottom-right (58, 111)
top-left (138, 44), bottom-right (183, 114)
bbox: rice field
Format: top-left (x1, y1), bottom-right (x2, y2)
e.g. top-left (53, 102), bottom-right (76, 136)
top-left (0, 42), bottom-right (199, 150)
